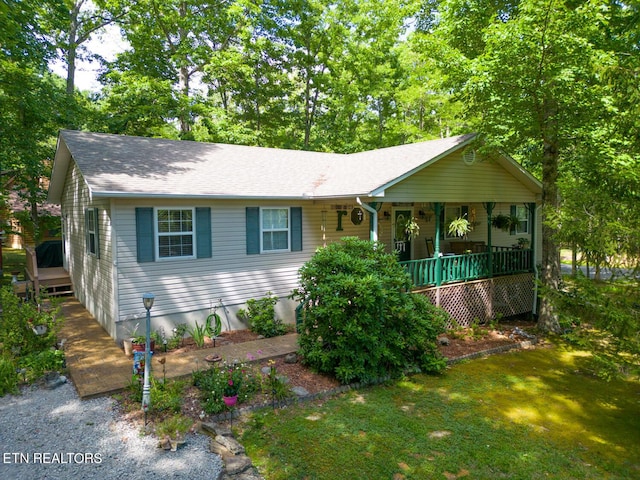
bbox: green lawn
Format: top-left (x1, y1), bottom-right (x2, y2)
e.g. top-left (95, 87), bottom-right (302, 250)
top-left (240, 345), bottom-right (640, 480)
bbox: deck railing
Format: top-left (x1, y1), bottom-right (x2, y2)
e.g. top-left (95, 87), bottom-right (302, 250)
top-left (401, 248), bottom-right (533, 287)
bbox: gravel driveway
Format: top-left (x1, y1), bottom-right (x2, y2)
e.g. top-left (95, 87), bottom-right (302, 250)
top-left (0, 381), bottom-right (223, 479)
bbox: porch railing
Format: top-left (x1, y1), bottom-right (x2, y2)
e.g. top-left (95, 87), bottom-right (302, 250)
top-left (401, 248), bottom-right (533, 287)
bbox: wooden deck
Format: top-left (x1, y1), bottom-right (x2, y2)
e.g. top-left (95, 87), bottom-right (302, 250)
top-left (25, 246), bottom-right (73, 296)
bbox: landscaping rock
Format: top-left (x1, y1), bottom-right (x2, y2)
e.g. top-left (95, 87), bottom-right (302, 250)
top-left (439, 337), bottom-right (451, 346)
top-left (215, 434), bottom-right (246, 455)
top-left (292, 386), bottom-right (310, 397)
top-left (201, 421), bottom-right (232, 438)
top-left (223, 454), bottom-right (253, 475)
top-left (42, 372), bottom-right (67, 390)
top-left (222, 468), bottom-right (263, 480)
top-left (284, 353), bottom-right (298, 364)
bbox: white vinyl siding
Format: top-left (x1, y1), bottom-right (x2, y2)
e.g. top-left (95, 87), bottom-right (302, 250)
top-left (61, 162), bottom-right (115, 337)
top-left (114, 199), bottom-right (370, 323)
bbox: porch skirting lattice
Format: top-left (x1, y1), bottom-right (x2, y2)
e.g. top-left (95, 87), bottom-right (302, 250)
top-left (416, 273), bottom-right (535, 329)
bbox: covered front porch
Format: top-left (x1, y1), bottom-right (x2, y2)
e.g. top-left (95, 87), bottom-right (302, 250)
top-left (365, 200), bottom-right (540, 326)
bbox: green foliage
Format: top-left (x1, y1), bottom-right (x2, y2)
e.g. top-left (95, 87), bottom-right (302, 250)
top-left (555, 275), bottom-right (640, 380)
top-left (262, 360), bottom-right (292, 404)
top-left (0, 355), bottom-right (19, 396)
top-left (155, 413), bottom-right (192, 440)
top-left (167, 324), bottom-right (188, 350)
top-left (17, 349), bottom-right (65, 383)
top-left (126, 375), bottom-right (185, 414)
top-left (193, 362), bottom-right (259, 414)
top-left (151, 378), bottom-right (186, 414)
top-left (238, 293), bottom-right (287, 338)
top-left (188, 322), bottom-right (207, 348)
top-left (447, 216), bottom-right (471, 238)
top-left (292, 237), bottom-right (447, 384)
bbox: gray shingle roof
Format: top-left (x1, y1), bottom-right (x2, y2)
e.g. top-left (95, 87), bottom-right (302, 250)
top-left (50, 130), bottom-right (476, 201)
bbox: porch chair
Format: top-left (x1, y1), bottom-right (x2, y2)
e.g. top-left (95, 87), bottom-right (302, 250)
top-left (425, 237), bottom-right (435, 257)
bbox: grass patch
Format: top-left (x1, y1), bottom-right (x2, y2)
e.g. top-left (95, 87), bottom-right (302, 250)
top-left (240, 345), bottom-right (640, 479)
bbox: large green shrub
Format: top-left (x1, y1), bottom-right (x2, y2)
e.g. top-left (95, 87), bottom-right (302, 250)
top-left (238, 292), bottom-right (287, 338)
top-left (291, 237), bottom-right (447, 384)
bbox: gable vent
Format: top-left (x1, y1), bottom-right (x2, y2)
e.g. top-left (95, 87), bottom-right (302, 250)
top-left (462, 149), bottom-right (477, 165)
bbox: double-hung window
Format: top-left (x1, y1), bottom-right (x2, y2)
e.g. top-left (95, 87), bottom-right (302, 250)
top-left (261, 208), bottom-right (290, 252)
top-left (85, 208), bottom-right (99, 257)
top-left (156, 208), bottom-right (195, 259)
top-left (510, 205), bottom-right (529, 234)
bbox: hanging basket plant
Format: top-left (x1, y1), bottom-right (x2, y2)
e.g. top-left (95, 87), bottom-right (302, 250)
top-left (448, 216), bottom-right (471, 238)
top-left (492, 214), bottom-right (520, 232)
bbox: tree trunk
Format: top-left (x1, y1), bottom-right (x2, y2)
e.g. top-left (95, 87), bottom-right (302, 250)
top-left (537, 114), bottom-right (562, 333)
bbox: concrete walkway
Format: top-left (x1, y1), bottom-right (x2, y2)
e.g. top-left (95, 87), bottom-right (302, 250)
top-left (59, 298), bottom-right (299, 399)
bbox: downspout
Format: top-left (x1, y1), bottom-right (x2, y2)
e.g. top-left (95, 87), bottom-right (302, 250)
top-left (357, 197), bottom-right (378, 242)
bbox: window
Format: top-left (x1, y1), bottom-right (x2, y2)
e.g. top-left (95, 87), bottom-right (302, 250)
top-left (156, 208), bottom-right (194, 259)
top-left (511, 205), bottom-right (529, 235)
top-left (261, 208), bottom-right (290, 251)
top-left (85, 208), bottom-right (99, 257)
top-left (136, 207), bottom-right (210, 263)
top-left (442, 205), bottom-right (469, 239)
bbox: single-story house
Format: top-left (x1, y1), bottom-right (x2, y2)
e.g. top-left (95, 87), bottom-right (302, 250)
top-left (48, 130), bottom-right (542, 344)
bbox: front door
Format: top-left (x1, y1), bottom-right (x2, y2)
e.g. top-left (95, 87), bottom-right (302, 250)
top-left (394, 209), bottom-right (412, 262)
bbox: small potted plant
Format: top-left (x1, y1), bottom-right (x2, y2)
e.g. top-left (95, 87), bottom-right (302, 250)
top-left (222, 363), bottom-right (244, 407)
top-left (132, 334), bottom-right (155, 352)
top-left (156, 414), bottom-right (192, 451)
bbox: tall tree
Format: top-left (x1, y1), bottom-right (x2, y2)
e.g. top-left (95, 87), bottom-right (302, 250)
top-left (1, 0), bottom-right (71, 241)
top-left (432, 0), bottom-right (618, 331)
top-left (109, 0), bottom-right (256, 137)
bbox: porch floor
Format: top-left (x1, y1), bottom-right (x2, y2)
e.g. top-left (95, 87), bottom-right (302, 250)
top-left (59, 298), bottom-right (299, 399)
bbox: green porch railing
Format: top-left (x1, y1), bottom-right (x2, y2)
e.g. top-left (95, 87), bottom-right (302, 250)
top-left (401, 249), bottom-right (532, 287)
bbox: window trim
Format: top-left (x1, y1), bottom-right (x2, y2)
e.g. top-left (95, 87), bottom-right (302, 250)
top-left (154, 207), bottom-right (197, 260)
top-left (260, 207), bottom-right (291, 253)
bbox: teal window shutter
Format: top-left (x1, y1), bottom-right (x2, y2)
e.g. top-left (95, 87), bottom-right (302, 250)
top-left (510, 205), bottom-right (517, 235)
top-left (291, 207), bottom-right (302, 252)
top-left (196, 207), bottom-right (212, 258)
top-left (246, 207), bottom-right (260, 254)
top-left (136, 207), bottom-right (155, 262)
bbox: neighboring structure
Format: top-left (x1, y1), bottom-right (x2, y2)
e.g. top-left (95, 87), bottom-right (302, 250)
top-left (48, 130), bottom-right (542, 344)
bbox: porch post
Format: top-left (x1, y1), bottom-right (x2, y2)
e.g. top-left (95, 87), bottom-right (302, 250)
top-left (434, 202), bottom-right (442, 286)
top-left (485, 202), bottom-right (494, 278)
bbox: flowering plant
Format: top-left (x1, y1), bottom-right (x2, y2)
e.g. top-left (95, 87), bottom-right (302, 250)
top-left (223, 362), bottom-right (245, 397)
